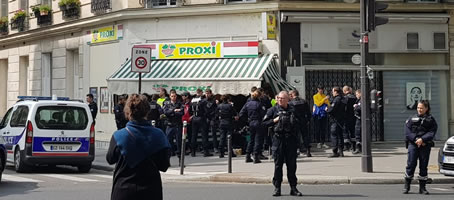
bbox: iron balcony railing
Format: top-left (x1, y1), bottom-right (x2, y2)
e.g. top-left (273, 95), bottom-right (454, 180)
top-left (91, 0), bottom-right (111, 13)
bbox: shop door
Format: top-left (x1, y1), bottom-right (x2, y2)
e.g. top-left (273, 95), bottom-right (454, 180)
top-left (305, 70), bottom-right (384, 142)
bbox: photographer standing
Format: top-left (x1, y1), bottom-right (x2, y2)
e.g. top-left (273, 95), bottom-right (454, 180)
top-left (263, 91), bottom-right (303, 197)
top-left (403, 100), bottom-right (437, 195)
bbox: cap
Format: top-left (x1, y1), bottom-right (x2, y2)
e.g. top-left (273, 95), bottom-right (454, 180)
top-left (182, 91), bottom-right (190, 96)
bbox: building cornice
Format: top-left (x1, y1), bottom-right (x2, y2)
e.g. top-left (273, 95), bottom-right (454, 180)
top-left (1, 1), bottom-right (454, 46)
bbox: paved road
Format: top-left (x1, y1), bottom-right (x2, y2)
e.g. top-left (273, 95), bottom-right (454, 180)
top-left (1, 164), bottom-right (454, 200)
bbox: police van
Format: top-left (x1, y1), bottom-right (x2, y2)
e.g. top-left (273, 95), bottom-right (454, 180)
top-left (0, 96), bottom-right (95, 173)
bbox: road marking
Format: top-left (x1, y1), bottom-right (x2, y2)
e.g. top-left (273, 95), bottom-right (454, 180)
top-left (91, 174), bottom-right (113, 179)
top-left (41, 174), bottom-right (99, 182)
top-left (164, 169), bottom-right (224, 175)
top-left (3, 174), bottom-right (43, 183)
top-left (432, 188), bottom-right (450, 191)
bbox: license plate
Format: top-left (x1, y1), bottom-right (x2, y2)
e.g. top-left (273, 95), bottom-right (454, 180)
top-left (50, 145), bottom-right (73, 151)
top-left (443, 156), bottom-right (454, 164)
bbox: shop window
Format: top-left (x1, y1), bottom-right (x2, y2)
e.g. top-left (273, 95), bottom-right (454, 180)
top-left (433, 32), bottom-right (446, 50)
top-left (227, 0), bottom-right (256, 3)
top-left (0, 0), bottom-right (7, 17)
top-left (302, 53), bottom-right (380, 65)
top-left (407, 33), bottom-right (419, 50)
top-left (147, 0), bottom-right (177, 8)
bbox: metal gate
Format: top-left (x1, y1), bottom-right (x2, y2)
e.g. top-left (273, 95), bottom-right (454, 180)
top-left (304, 70), bottom-right (384, 142)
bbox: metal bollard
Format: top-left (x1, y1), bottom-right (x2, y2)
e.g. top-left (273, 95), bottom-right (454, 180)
top-left (180, 121), bottom-right (187, 175)
top-left (151, 120), bottom-right (156, 127)
top-left (227, 134), bottom-right (232, 173)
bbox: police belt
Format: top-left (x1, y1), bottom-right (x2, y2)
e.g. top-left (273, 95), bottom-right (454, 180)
top-left (274, 132), bottom-right (295, 138)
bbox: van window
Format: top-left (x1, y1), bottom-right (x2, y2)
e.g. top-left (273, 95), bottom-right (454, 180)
top-left (0, 108), bottom-right (13, 128)
top-left (10, 106), bottom-right (29, 127)
top-left (35, 106), bottom-right (88, 130)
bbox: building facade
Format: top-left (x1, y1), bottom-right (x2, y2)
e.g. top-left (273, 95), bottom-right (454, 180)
top-left (0, 0), bottom-right (453, 141)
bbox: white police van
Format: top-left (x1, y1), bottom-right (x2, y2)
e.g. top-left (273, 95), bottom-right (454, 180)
top-left (0, 96), bottom-right (95, 173)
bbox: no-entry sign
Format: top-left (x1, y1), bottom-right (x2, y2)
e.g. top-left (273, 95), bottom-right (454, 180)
top-left (131, 46), bottom-right (152, 73)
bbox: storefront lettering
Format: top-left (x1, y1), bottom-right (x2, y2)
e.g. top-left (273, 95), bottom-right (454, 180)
top-left (179, 46), bottom-right (216, 55)
top-left (152, 84), bottom-right (211, 92)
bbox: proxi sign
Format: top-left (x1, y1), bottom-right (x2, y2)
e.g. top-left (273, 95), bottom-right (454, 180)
top-left (131, 45), bottom-right (152, 73)
top-left (158, 42), bottom-right (221, 59)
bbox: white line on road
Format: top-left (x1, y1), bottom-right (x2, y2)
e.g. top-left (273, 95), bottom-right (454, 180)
top-left (432, 188), bottom-right (451, 191)
top-left (41, 174), bottom-right (99, 182)
top-left (3, 174), bottom-right (43, 183)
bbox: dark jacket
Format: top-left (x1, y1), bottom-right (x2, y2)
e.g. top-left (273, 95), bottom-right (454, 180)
top-left (114, 103), bottom-right (128, 130)
top-left (88, 102), bottom-right (98, 120)
top-left (405, 114), bottom-right (437, 145)
top-left (343, 93), bottom-right (357, 120)
top-left (205, 97), bottom-right (217, 120)
top-left (148, 101), bottom-right (163, 122)
top-left (239, 99), bottom-right (266, 124)
top-left (327, 95), bottom-right (346, 123)
top-left (191, 96), bottom-right (207, 119)
top-left (263, 104), bottom-right (298, 134)
top-left (354, 98), bottom-right (361, 119)
top-left (106, 121), bottom-right (170, 200)
top-left (163, 101), bottom-right (184, 126)
top-left (289, 97), bottom-right (311, 124)
top-left (216, 102), bottom-right (237, 128)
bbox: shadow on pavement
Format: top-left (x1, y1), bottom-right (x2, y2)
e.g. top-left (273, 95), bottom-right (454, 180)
top-left (301, 194), bottom-right (367, 198)
top-left (0, 181), bottom-right (39, 198)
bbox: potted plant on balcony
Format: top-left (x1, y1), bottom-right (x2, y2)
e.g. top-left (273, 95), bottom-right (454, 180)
top-left (59, 0), bottom-right (81, 18)
top-left (11, 9), bottom-right (26, 31)
top-left (39, 5), bottom-right (52, 16)
top-left (0, 17), bottom-right (8, 35)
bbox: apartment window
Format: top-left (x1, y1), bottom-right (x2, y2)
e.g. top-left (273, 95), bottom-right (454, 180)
top-left (434, 32), bottom-right (446, 50)
top-left (227, 0), bottom-right (256, 3)
top-left (147, 0), bottom-right (177, 8)
top-left (91, 0), bottom-right (112, 13)
top-left (407, 33), bottom-right (419, 50)
top-left (42, 0), bottom-right (52, 5)
top-left (407, 0), bottom-right (438, 3)
top-left (0, 0), bottom-right (7, 17)
top-left (20, 0), bottom-right (29, 11)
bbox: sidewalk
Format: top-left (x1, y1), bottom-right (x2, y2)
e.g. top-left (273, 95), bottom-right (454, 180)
top-left (92, 141), bottom-right (454, 184)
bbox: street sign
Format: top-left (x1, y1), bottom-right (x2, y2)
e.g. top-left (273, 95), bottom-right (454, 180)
top-left (131, 47), bottom-right (152, 73)
top-left (351, 54), bottom-right (361, 65)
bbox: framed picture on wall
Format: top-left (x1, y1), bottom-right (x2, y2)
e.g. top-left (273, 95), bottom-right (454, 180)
top-left (100, 87), bottom-right (109, 113)
top-left (89, 87), bottom-right (98, 104)
top-left (406, 82), bottom-right (425, 110)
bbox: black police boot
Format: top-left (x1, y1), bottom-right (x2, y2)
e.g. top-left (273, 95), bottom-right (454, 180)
top-left (339, 149), bottom-right (344, 157)
top-left (219, 152), bottom-right (224, 158)
top-left (403, 177), bottom-right (412, 194)
top-left (272, 187), bottom-right (281, 197)
top-left (306, 147), bottom-right (312, 157)
top-left (419, 180), bottom-right (429, 195)
top-left (203, 150), bottom-right (213, 157)
top-left (329, 149), bottom-right (340, 158)
top-left (253, 154), bottom-right (262, 164)
top-left (191, 151), bottom-right (196, 157)
top-left (290, 186), bottom-right (303, 196)
top-left (245, 154), bottom-right (253, 163)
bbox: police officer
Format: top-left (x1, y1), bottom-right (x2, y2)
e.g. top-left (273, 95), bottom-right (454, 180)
top-left (205, 89), bottom-right (219, 154)
top-left (163, 93), bottom-right (184, 157)
top-left (191, 89), bottom-right (213, 157)
top-left (148, 94), bottom-right (164, 129)
top-left (342, 86), bottom-right (357, 152)
top-left (289, 90), bottom-right (312, 157)
top-left (216, 95), bottom-right (239, 158)
top-left (403, 100), bottom-right (437, 195)
top-left (263, 91), bottom-right (303, 197)
top-left (326, 86), bottom-right (346, 157)
top-left (114, 95), bottom-right (128, 130)
top-left (352, 89), bottom-right (362, 154)
top-left (86, 94), bottom-right (98, 123)
top-left (239, 90), bottom-right (266, 163)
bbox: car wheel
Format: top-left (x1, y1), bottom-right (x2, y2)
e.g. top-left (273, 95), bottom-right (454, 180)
top-left (14, 149), bottom-right (29, 173)
top-left (0, 155), bottom-right (3, 183)
top-left (77, 163), bottom-right (92, 173)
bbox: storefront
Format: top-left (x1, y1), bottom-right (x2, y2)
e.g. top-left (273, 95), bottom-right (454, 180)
top-left (280, 12), bottom-right (451, 141)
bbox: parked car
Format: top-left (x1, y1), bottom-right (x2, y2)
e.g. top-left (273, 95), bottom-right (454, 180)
top-left (438, 136), bottom-right (454, 176)
top-left (0, 96), bottom-right (95, 173)
top-left (0, 136), bottom-right (6, 182)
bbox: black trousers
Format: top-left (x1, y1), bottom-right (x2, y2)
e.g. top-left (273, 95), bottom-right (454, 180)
top-left (219, 126), bottom-right (233, 153)
top-left (314, 117), bottom-right (328, 143)
top-left (330, 122), bottom-right (344, 152)
top-left (246, 121), bottom-right (264, 155)
top-left (354, 118), bottom-right (361, 144)
top-left (191, 117), bottom-right (209, 152)
top-left (272, 134), bottom-right (298, 188)
top-left (208, 119), bottom-right (219, 150)
top-left (343, 118), bottom-right (356, 143)
top-left (406, 143), bottom-right (431, 178)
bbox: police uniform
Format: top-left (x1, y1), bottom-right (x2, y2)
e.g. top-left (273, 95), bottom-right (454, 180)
top-left (263, 104), bottom-right (302, 197)
top-left (148, 100), bottom-right (163, 129)
top-left (239, 98), bottom-right (266, 163)
top-left (353, 98), bottom-right (362, 154)
top-left (342, 93), bottom-right (357, 151)
top-left (403, 113), bottom-right (437, 194)
top-left (216, 102), bottom-right (237, 157)
top-left (206, 97), bottom-right (218, 153)
top-left (191, 95), bottom-right (211, 157)
top-left (326, 95), bottom-right (346, 157)
top-left (289, 97), bottom-right (312, 156)
top-left (88, 102), bottom-right (98, 122)
top-left (163, 100), bottom-right (184, 156)
top-left (114, 103), bottom-right (128, 130)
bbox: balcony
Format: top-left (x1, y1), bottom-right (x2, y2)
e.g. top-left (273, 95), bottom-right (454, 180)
top-left (32, 6), bottom-right (53, 26)
top-left (91, 0), bottom-right (111, 14)
top-left (146, 0), bottom-right (178, 8)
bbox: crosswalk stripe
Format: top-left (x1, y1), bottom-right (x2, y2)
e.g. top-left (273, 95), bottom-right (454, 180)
top-left (91, 174), bottom-right (113, 179)
top-left (3, 174), bottom-right (43, 183)
top-left (41, 174), bottom-right (99, 182)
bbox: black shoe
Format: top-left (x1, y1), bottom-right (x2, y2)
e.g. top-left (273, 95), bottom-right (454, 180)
top-left (329, 153), bottom-right (340, 158)
top-left (253, 154), bottom-right (261, 164)
top-left (419, 180), bottom-right (429, 195)
top-left (203, 152), bottom-right (214, 157)
top-left (259, 154), bottom-right (268, 160)
top-left (339, 150), bottom-right (344, 157)
top-left (272, 188), bottom-right (281, 197)
top-left (403, 177), bottom-right (412, 194)
top-left (191, 152), bottom-right (196, 157)
top-left (306, 148), bottom-right (312, 157)
top-left (245, 154), bottom-right (253, 163)
top-left (219, 153), bottom-right (224, 158)
top-left (290, 186), bottom-right (303, 196)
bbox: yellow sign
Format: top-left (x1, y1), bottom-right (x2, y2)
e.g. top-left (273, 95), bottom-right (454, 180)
top-left (91, 26), bottom-right (117, 44)
top-left (267, 13), bottom-right (276, 39)
top-left (158, 42), bottom-right (222, 59)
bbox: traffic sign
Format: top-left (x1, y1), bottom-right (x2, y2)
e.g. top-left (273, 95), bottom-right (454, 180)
top-left (131, 46), bottom-right (152, 73)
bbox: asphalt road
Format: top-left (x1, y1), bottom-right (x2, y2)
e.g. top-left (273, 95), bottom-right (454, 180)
top-left (1, 165), bottom-right (453, 200)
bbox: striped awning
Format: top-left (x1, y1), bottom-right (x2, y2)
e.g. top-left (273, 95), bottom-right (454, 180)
top-left (107, 54), bottom-right (294, 95)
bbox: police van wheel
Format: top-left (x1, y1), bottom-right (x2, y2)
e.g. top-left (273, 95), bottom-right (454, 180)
top-left (0, 154), bottom-right (4, 182)
top-left (78, 163), bottom-right (92, 173)
top-left (14, 149), bottom-right (29, 173)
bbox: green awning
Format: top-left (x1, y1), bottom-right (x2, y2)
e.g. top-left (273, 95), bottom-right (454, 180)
top-left (107, 54), bottom-right (295, 95)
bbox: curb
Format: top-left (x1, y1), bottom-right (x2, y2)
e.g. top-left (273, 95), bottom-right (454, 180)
top-left (92, 163), bottom-right (114, 172)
